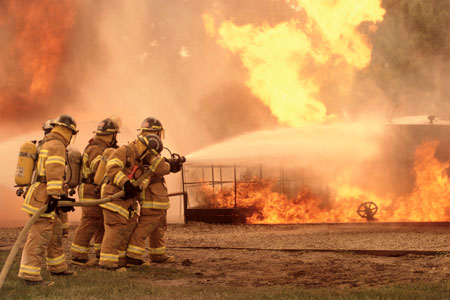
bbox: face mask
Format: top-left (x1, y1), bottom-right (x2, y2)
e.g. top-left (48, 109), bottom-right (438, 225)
top-left (136, 138), bottom-right (149, 161)
top-left (111, 134), bottom-right (118, 148)
top-left (70, 133), bottom-right (77, 145)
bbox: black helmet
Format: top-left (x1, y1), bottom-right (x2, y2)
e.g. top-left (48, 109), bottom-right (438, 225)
top-left (139, 117), bottom-right (164, 139)
top-left (94, 118), bottom-right (120, 136)
top-left (137, 134), bottom-right (163, 155)
top-left (42, 119), bottom-right (54, 134)
top-left (51, 115), bottom-right (78, 134)
top-left (139, 117), bottom-right (163, 132)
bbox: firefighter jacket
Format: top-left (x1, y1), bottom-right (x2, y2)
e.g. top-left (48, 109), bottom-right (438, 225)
top-left (140, 155), bottom-right (171, 212)
top-left (100, 141), bottom-right (152, 219)
top-left (78, 137), bottom-right (109, 201)
top-left (22, 132), bottom-right (69, 218)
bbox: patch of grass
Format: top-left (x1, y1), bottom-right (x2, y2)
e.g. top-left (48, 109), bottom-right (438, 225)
top-left (128, 264), bottom-right (191, 280)
top-left (1, 251), bottom-right (449, 300)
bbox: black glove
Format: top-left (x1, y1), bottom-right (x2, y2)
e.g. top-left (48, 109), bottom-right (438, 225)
top-left (59, 194), bottom-right (76, 213)
top-left (123, 180), bottom-right (141, 199)
top-left (167, 158), bottom-right (182, 173)
top-left (45, 195), bottom-right (59, 213)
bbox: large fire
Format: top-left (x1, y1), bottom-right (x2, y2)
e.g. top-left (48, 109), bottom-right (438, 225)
top-left (201, 141), bottom-right (450, 223)
top-left (0, 0), bottom-right (76, 121)
top-left (204, 0), bottom-right (385, 127)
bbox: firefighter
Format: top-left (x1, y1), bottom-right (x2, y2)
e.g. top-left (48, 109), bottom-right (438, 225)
top-left (42, 120), bottom-right (70, 238)
top-left (126, 117), bottom-right (182, 265)
top-left (98, 133), bottom-right (163, 270)
top-left (18, 115), bottom-right (78, 286)
top-left (71, 118), bottom-right (120, 266)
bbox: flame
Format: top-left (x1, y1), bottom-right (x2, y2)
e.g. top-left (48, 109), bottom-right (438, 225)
top-left (201, 141), bottom-right (450, 223)
top-left (0, 0), bottom-right (76, 119)
top-left (204, 1), bottom-right (385, 127)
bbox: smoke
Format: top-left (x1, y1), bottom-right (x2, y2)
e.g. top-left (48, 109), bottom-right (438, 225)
top-left (0, 1), bottom-right (449, 225)
top-left (348, 0), bottom-right (450, 118)
top-left (187, 119), bottom-right (385, 185)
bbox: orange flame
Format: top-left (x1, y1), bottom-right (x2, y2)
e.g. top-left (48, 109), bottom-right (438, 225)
top-left (204, 1), bottom-right (385, 127)
top-left (0, 0), bottom-right (76, 120)
top-left (201, 141), bottom-right (450, 223)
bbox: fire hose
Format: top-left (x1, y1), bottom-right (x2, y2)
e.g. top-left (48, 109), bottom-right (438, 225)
top-left (0, 169), bottom-right (153, 289)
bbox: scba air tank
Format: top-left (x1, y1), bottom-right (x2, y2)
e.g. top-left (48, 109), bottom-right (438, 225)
top-left (66, 146), bottom-right (82, 189)
top-left (15, 141), bottom-right (37, 187)
top-left (94, 148), bottom-right (114, 185)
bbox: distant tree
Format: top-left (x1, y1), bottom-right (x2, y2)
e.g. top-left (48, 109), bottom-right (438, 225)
top-left (363, 0), bottom-right (450, 115)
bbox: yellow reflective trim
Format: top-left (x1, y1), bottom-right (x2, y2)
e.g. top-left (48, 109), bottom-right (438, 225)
top-left (47, 180), bottom-right (63, 185)
top-left (24, 183), bottom-right (39, 205)
top-left (127, 245), bottom-right (145, 254)
top-left (46, 254), bottom-right (66, 266)
top-left (149, 246), bottom-right (166, 255)
top-left (149, 157), bottom-right (163, 172)
top-left (113, 171), bottom-right (126, 186)
top-left (71, 244), bottom-right (89, 253)
top-left (107, 158), bottom-right (124, 169)
top-left (94, 243), bottom-right (101, 250)
top-left (62, 222), bottom-right (69, 229)
top-left (100, 253), bottom-right (119, 262)
top-left (79, 183), bottom-right (85, 199)
top-left (20, 264), bottom-right (40, 271)
top-left (20, 265), bottom-right (41, 275)
top-left (21, 203), bottom-right (54, 218)
top-left (99, 203), bottom-right (129, 219)
top-left (100, 258), bottom-right (118, 262)
top-left (37, 150), bottom-right (48, 176)
top-left (45, 156), bottom-right (66, 166)
top-left (90, 155), bottom-right (102, 170)
top-left (118, 250), bottom-right (126, 258)
top-left (82, 153), bottom-right (92, 176)
top-left (47, 180), bottom-right (63, 191)
top-left (141, 201), bottom-right (170, 209)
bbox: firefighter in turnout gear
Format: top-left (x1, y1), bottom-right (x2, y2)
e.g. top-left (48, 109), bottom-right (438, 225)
top-left (18, 115), bottom-right (78, 286)
top-left (71, 118), bottom-right (120, 266)
top-left (126, 117), bottom-right (181, 265)
top-left (126, 131), bottom-right (170, 266)
top-left (98, 134), bottom-right (161, 270)
top-left (41, 120), bottom-right (71, 238)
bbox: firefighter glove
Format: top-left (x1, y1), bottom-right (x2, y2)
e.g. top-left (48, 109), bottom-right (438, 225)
top-left (45, 195), bottom-right (59, 213)
top-left (123, 180), bottom-right (141, 199)
top-left (59, 195), bottom-right (76, 213)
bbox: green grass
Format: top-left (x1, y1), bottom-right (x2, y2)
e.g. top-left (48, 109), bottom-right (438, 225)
top-left (1, 251), bottom-right (449, 300)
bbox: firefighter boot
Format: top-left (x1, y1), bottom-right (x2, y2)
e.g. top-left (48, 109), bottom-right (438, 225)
top-left (151, 254), bottom-right (175, 263)
top-left (71, 258), bottom-right (89, 266)
top-left (24, 280), bottom-right (54, 287)
top-left (126, 256), bottom-right (144, 266)
top-left (50, 270), bottom-right (77, 276)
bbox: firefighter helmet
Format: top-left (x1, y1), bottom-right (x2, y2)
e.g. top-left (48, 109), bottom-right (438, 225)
top-left (42, 119), bottom-right (54, 135)
top-left (139, 117), bottom-right (164, 139)
top-left (137, 133), bottom-right (163, 155)
top-left (51, 115), bottom-right (78, 135)
top-left (94, 118), bottom-right (120, 136)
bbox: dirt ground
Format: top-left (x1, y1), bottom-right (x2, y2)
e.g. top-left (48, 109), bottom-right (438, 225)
top-left (1, 222), bottom-right (450, 288)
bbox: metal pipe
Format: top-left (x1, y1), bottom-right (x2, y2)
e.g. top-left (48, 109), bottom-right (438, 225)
top-left (219, 165), bottom-right (223, 190)
top-left (211, 164), bottom-right (215, 189)
top-left (234, 163), bottom-right (237, 213)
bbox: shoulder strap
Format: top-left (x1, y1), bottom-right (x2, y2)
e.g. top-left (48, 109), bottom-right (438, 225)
top-left (124, 144), bottom-right (132, 168)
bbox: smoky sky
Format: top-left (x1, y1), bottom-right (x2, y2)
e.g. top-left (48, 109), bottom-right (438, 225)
top-left (0, 0), bottom-right (448, 152)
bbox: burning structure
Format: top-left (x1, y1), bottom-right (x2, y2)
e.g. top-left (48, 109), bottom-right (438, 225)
top-left (182, 116), bottom-right (450, 224)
